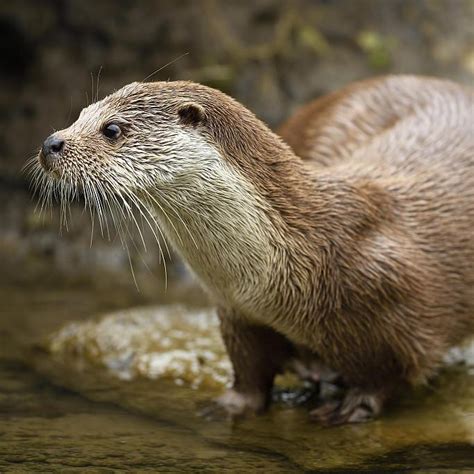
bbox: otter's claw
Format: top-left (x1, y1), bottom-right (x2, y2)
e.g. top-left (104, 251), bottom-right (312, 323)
top-left (310, 389), bottom-right (383, 426)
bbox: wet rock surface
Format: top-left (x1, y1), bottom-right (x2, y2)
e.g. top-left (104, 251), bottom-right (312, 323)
top-left (0, 279), bottom-right (473, 472)
top-left (47, 305), bottom-right (231, 389)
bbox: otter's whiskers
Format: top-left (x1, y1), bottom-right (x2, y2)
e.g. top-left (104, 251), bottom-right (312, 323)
top-left (25, 157), bottom-right (171, 290)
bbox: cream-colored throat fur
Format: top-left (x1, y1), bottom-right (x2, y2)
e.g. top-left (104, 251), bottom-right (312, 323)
top-left (149, 147), bottom-right (277, 309)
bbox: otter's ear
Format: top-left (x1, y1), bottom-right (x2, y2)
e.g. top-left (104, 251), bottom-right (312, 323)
top-left (178, 102), bottom-right (206, 126)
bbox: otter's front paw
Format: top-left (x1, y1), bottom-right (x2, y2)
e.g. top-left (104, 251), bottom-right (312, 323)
top-left (199, 389), bottom-right (267, 420)
top-left (310, 389), bottom-right (383, 426)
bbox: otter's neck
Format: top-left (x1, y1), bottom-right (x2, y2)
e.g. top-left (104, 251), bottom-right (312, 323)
top-left (150, 153), bottom-right (279, 310)
top-left (151, 126), bottom-right (382, 322)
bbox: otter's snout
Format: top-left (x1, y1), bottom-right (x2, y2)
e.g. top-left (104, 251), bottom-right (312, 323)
top-left (40, 134), bottom-right (65, 170)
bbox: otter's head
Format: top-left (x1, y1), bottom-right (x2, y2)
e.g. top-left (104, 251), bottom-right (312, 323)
top-left (28, 80), bottom-right (296, 302)
top-left (29, 80), bottom-right (266, 245)
top-left (35, 82), bottom-right (237, 199)
top-left (31, 80), bottom-right (291, 215)
top-left (30, 79), bottom-right (294, 236)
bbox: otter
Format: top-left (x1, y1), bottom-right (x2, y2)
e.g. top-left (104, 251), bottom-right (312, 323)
top-left (31, 75), bottom-right (473, 425)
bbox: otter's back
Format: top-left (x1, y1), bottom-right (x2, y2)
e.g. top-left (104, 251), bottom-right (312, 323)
top-left (278, 75), bottom-right (474, 174)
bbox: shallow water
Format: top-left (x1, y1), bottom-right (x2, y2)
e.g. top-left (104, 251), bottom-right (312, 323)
top-left (0, 279), bottom-right (473, 472)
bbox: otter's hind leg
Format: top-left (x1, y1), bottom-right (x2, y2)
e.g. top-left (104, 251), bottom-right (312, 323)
top-left (215, 308), bottom-right (294, 416)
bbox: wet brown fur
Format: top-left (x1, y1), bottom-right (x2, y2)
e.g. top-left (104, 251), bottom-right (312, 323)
top-left (179, 75), bottom-right (474, 420)
top-left (36, 75), bottom-right (474, 423)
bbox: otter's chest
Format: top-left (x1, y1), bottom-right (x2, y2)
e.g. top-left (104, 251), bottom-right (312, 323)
top-left (152, 202), bottom-right (276, 309)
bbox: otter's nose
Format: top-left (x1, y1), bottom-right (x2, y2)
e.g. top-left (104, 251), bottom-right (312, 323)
top-left (42, 135), bottom-right (65, 156)
top-left (40, 135), bottom-right (65, 170)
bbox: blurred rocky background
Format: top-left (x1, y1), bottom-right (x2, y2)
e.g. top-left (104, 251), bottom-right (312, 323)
top-left (1, 0), bottom-right (473, 292)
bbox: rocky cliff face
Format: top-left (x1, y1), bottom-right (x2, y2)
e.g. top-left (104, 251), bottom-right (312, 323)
top-left (1, 0), bottom-right (473, 285)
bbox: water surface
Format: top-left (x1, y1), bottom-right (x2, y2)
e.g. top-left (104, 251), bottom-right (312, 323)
top-left (0, 278), bottom-right (473, 472)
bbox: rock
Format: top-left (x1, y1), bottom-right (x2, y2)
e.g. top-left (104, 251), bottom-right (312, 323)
top-left (46, 305), bottom-right (231, 390)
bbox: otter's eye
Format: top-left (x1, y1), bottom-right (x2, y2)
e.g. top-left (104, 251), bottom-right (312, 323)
top-left (102, 123), bottom-right (122, 140)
